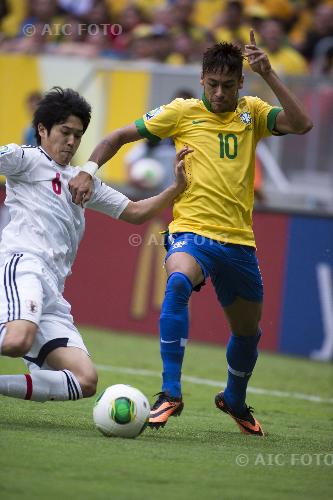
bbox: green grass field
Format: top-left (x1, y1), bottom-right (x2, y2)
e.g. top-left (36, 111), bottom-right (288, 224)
top-left (1, 327), bottom-right (332, 500)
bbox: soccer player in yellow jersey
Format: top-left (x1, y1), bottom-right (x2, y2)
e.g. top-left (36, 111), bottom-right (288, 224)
top-left (70, 31), bottom-right (313, 436)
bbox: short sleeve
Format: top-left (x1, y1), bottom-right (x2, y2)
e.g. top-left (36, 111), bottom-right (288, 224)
top-left (134, 98), bottom-right (184, 143)
top-left (0, 144), bottom-right (27, 177)
top-left (85, 177), bottom-right (130, 219)
top-left (251, 97), bottom-right (283, 141)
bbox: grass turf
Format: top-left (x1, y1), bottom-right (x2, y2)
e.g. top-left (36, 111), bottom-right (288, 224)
top-left (1, 327), bottom-right (332, 500)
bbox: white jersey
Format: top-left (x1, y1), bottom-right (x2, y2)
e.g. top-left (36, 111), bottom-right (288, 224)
top-left (0, 144), bottom-right (129, 291)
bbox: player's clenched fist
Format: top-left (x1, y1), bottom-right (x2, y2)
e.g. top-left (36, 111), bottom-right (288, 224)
top-left (173, 146), bottom-right (193, 195)
top-left (69, 171), bottom-right (94, 206)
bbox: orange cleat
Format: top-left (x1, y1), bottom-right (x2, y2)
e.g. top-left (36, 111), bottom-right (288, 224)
top-left (215, 392), bottom-right (264, 436)
top-left (148, 392), bottom-right (184, 429)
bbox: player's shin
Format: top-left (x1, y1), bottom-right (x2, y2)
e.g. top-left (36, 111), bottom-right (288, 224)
top-left (223, 330), bottom-right (262, 415)
top-left (160, 272), bottom-right (192, 398)
top-left (0, 369), bottom-right (83, 402)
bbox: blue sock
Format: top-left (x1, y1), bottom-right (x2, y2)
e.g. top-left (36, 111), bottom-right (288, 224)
top-left (223, 330), bottom-right (262, 415)
top-left (160, 272), bottom-right (192, 398)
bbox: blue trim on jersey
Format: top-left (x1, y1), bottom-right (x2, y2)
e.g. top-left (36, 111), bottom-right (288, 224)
top-left (12, 255), bottom-right (22, 319)
top-left (38, 147), bottom-right (52, 162)
top-left (3, 254), bottom-right (23, 321)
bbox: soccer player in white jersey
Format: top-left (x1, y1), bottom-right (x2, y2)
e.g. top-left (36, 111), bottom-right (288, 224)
top-left (0, 87), bottom-right (189, 403)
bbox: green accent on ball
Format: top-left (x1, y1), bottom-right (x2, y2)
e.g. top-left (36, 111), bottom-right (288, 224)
top-left (145, 169), bottom-right (154, 180)
top-left (111, 397), bottom-right (135, 424)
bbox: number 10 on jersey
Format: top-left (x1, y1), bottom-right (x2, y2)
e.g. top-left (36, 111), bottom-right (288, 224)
top-left (218, 133), bottom-right (238, 159)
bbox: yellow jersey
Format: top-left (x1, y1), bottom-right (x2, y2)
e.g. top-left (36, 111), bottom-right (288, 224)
top-left (135, 96), bottom-right (282, 247)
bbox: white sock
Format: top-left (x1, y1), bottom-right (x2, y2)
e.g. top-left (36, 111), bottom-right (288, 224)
top-left (0, 369), bottom-right (83, 402)
top-left (0, 326), bottom-right (7, 354)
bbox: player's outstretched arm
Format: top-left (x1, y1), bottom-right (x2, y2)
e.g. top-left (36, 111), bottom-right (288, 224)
top-left (69, 124), bottom-right (141, 205)
top-left (119, 147), bottom-right (192, 225)
top-left (245, 30), bottom-right (313, 135)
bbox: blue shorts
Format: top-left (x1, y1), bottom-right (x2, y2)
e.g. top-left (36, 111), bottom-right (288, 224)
top-left (165, 232), bottom-right (263, 307)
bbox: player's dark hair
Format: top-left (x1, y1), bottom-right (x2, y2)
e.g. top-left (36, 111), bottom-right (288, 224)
top-left (202, 42), bottom-right (244, 77)
top-left (33, 87), bottom-right (91, 145)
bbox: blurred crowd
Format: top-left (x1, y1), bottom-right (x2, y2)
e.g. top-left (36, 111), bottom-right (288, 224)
top-left (0, 0), bottom-right (333, 75)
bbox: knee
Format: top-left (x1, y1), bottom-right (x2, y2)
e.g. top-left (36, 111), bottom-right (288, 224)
top-left (229, 313), bottom-right (260, 337)
top-left (2, 325), bottom-right (36, 357)
top-left (78, 370), bottom-right (98, 398)
top-left (232, 323), bottom-right (260, 337)
top-left (3, 336), bottom-right (32, 357)
top-left (167, 272), bottom-right (192, 298)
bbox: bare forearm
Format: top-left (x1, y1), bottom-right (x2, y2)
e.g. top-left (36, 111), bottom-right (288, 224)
top-left (120, 184), bottom-right (181, 224)
top-left (136, 185), bottom-right (180, 222)
top-left (262, 70), bottom-right (312, 133)
top-left (88, 124), bottom-right (142, 168)
top-left (88, 133), bottom-right (123, 167)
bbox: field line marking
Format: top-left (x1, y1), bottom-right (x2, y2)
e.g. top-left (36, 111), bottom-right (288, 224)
top-left (95, 364), bottom-right (333, 405)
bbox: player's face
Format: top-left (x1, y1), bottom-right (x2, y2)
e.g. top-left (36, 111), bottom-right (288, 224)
top-left (200, 69), bottom-right (244, 113)
top-left (38, 115), bottom-right (84, 166)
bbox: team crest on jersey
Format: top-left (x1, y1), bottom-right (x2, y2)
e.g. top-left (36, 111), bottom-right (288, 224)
top-left (26, 300), bottom-right (38, 314)
top-left (0, 145), bottom-right (12, 156)
top-left (145, 106), bottom-right (164, 120)
top-left (239, 112), bottom-right (252, 125)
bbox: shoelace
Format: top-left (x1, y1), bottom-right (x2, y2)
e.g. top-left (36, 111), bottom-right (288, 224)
top-left (151, 392), bottom-right (169, 409)
top-left (151, 391), bottom-right (182, 409)
top-left (241, 405), bottom-right (256, 423)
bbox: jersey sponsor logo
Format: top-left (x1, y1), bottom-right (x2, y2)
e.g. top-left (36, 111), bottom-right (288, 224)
top-left (0, 145), bottom-right (13, 156)
top-left (145, 106), bottom-right (164, 120)
top-left (172, 240), bottom-right (187, 250)
top-left (192, 120), bottom-right (207, 124)
top-left (239, 111), bottom-right (252, 125)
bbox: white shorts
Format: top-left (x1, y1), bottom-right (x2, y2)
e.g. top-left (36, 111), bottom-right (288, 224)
top-left (0, 253), bottom-right (88, 370)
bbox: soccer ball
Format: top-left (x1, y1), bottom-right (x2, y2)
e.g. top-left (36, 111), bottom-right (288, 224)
top-left (129, 158), bottom-right (166, 189)
top-left (93, 384), bottom-right (150, 438)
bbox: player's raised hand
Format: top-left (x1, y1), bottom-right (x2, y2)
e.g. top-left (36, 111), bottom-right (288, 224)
top-left (69, 171), bottom-right (94, 207)
top-left (173, 146), bottom-right (193, 194)
top-left (245, 29), bottom-right (272, 76)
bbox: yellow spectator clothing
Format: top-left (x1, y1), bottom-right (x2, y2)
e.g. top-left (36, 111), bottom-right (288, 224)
top-left (135, 96), bottom-right (282, 246)
top-left (107, 0), bottom-right (165, 16)
top-left (289, 9), bottom-right (314, 47)
top-left (264, 47), bottom-right (309, 75)
top-left (135, 0), bottom-right (165, 13)
top-left (1, 0), bottom-right (27, 36)
top-left (165, 52), bottom-right (186, 65)
top-left (264, 0), bottom-right (295, 21)
top-left (244, 0), bottom-right (294, 21)
top-left (214, 25), bottom-right (252, 46)
top-left (193, 0), bottom-right (226, 28)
